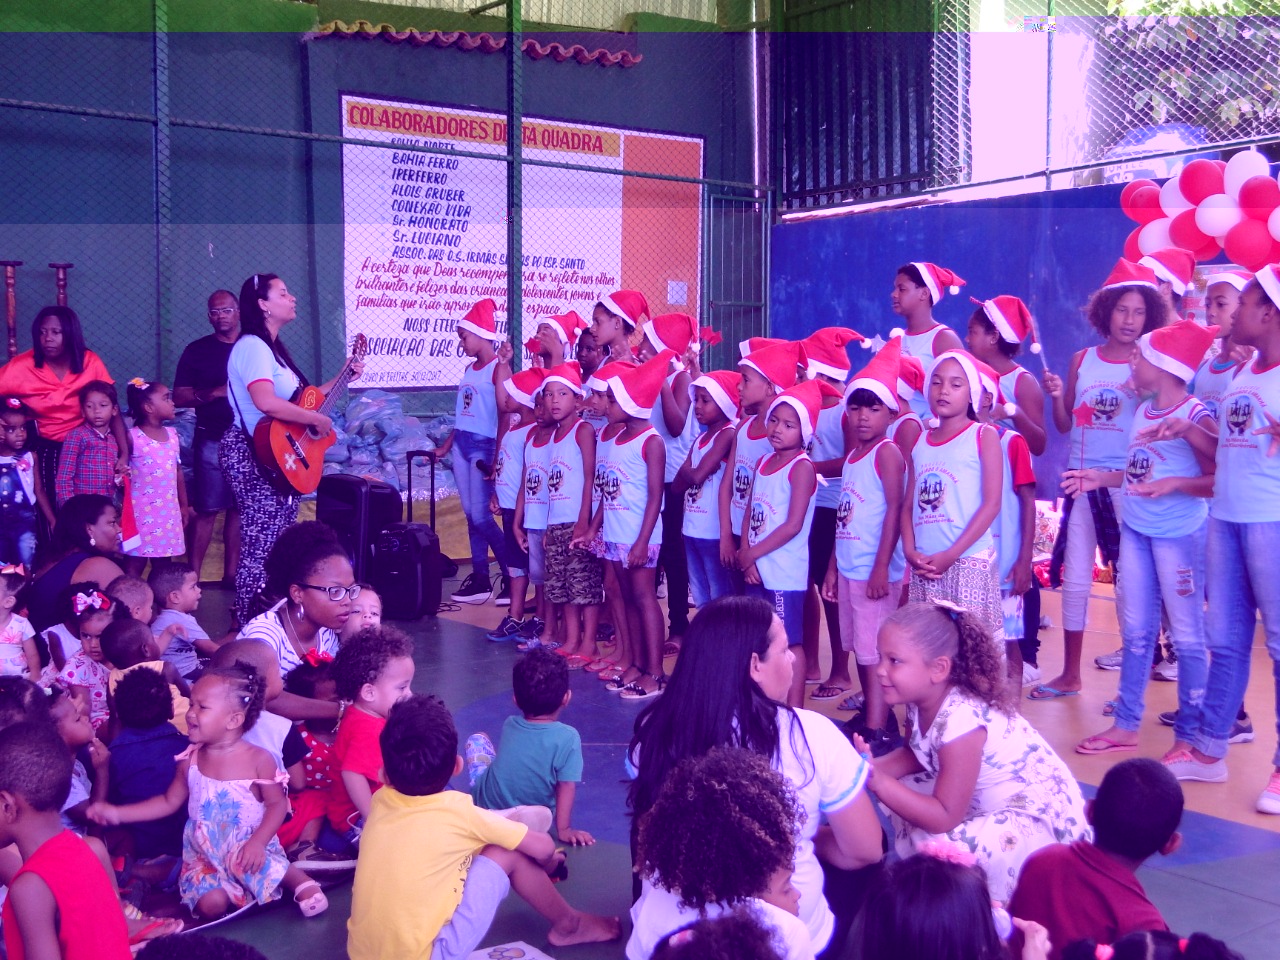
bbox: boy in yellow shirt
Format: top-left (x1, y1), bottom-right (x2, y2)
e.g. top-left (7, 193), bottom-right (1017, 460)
top-left (347, 694), bottom-right (620, 960)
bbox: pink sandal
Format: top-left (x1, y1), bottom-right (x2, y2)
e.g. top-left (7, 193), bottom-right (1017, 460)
top-left (295, 881), bottom-right (329, 918)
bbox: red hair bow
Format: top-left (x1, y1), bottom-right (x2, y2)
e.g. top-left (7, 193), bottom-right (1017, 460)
top-left (303, 648), bottom-right (334, 667)
top-left (72, 591), bottom-right (110, 616)
top-left (0, 564), bottom-right (24, 577)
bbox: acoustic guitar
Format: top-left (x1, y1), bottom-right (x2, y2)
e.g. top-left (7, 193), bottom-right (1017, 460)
top-left (252, 334), bottom-right (368, 495)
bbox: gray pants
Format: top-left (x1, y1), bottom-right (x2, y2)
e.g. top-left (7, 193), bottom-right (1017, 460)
top-left (430, 853), bottom-right (511, 960)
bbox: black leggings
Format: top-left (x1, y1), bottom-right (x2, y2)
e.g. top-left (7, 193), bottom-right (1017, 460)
top-left (659, 482), bottom-right (689, 636)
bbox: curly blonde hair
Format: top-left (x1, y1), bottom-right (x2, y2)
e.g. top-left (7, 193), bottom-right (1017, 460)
top-left (886, 601), bottom-right (1015, 714)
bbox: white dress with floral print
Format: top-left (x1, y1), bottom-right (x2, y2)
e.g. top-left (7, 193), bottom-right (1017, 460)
top-left (886, 687), bottom-right (1090, 902)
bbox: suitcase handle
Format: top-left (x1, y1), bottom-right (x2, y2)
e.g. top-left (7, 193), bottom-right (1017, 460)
top-left (407, 449), bottom-right (437, 526)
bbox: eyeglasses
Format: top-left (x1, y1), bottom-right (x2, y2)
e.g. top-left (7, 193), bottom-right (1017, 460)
top-left (208, 307), bottom-right (237, 317)
top-left (299, 583), bottom-right (362, 601)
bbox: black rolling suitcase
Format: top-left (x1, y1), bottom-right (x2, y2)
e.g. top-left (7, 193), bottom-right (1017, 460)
top-left (372, 450), bottom-right (443, 619)
top-left (316, 474), bottom-right (402, 582)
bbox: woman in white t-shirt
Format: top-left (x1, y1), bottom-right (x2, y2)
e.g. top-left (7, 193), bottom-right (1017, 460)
top-left (221, 273), bottom-right (362, 625)
top-left (629, 596), bottom-right (884, 959)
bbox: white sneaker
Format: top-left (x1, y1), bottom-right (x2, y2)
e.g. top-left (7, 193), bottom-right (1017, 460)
top-left (1021, 663), bottom-right (1042, 687)
top-left (1257, 773), bottom-right (1280, 815)
top-left (1163, 751), bottom-right (1228, 783)
top-left (1151, 655), bottom-right (1179, 682)
top-left (1094, 649), bottom-right (1123, 671)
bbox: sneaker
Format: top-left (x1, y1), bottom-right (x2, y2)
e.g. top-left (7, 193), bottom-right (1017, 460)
top-left (1094, 649), bottom-right (1123, 671)
top-left (1162, 751), bottom-right (1228, 783)
top-left (505, 805), bottom-right (553, 832)
top-left (1257, 773), bottom-right (1280, 815)
top-left (518, 616), bottom-right (545, 639)
top-left (451, 573), bottom-right (494, 604)
top-left (485, 615), bottom-right (525, 643)
top-left (863, 725), bottom-right (905, 758)
top-left (1158, 709), bottom-right (1177, 727)
top-left (1152, 651), bottom-right (1178, 682)
top-left (656, 570), bottom-right (667, 599)
top-left (464, 732), bottom-right (496, 786)
top-left (494, 575), bottom-right (511, 607)
top-left (1160, 710), bottom-right (1254, 743)
top-left (1021, 662), bottom-right (1042, 687)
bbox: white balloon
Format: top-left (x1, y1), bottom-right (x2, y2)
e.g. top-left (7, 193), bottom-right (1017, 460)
top-left (1269, 204), bottom-right (1280, 243)
top-left (1160, 177), bottom-right (1193, 217)
top-left (1138, 217), bottom-right (1173, 256)
top-left (1225, 150), bottom-right (1271, 198)
top-left (1195, 193), bottom-right (1244, 238)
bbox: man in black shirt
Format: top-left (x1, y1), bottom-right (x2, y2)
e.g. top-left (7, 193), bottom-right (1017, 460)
top-left (174, 289), bottom-right (241, 584)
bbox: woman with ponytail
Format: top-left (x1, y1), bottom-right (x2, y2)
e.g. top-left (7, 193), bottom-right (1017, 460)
top-left (855, 601), bottom-right (1088, 903)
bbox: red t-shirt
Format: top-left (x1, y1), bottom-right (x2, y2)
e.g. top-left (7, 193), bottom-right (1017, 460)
top-left (1, 830), bottom-right (131, 960)
top-left (1008, 841), bottom-right (1168, 960)
top-left (326, 706), bottom-right (386, 830)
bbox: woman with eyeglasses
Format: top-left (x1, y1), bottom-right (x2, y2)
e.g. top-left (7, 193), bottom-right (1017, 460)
top-left (222, 273), bottom-right (362, 625)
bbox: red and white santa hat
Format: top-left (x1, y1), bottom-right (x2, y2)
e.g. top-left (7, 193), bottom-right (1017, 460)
top-left (740, 340), bottom-right (805, 391)
top-left (505, 367), bottom-right (547, 409)
top-left (766, 379), bottom-right (832, 444)
top-left (1101, 258), bottom-right (1160, 291)
top-left (973, 358), bottom-right (1016, 419)
top-left (971, 295), bottom-right (1041, 355)
top-left (801, 326), bottom-right (864, 381)
top-left (1259, 264), bottom-right (1280, 309)
top-left (645, 313), bottom-right (697, 356)
top-left (929, 350), bottom-right (985, 412)
top-left (738, 336), bottom-right (786, 359)
top-left (897, 349), bottom-right (925, 405)
top-left (690, 371), bottom-right (741, 421)
top-left (539, 310), bottom-right (588, 348)
top-left (1203, 269), bottom-right (1252, 292)
top-left (457, 298), bottom-right (498, 340)
top-left (846, 336), bottom-right (903, 410)
top-left (1138, 319), bottom-right (1220, 383)
top-left (596, 289), bottom-right (650, 330)
top-left (911, 262), bottom-right (967, 303)
top-left (541, 361), bottom-right (584, 397)
top-left (607, 349), bottom-right (678, 418)
top-left (1138, 247), bottom-right (1197, 296)
top-left (586, 359), bottom-right (635, 394)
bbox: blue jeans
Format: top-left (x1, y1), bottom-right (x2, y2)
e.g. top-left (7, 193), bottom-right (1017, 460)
top-left (1200, 518), bottom-right (1280, 764)
top-left (747, 583), bottom-right (805, 648)
top-left (686, 536), bottom-right (734, 607)
top-left (452, 430), bottom-right (511, 580)
top-left (1113, 521), bottom-right (1209, 745)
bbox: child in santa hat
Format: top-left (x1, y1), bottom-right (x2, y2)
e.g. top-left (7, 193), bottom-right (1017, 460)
top-left (580, 351), bottom-right (676, 700)
top-left (590, 290), bottom-right (649, 363)
top-left (1193, 270), bottom-right (1254, 421)
top-left (891, 262), bottom-right (966, 367)
top-left (1066, 319), bottom-right (1218, 763)
top-left (720, 341), bottom-right (805, 588)
top-left (902, 351), bottom-right (1005, 643)
top-left (514, 388), bottom-right (556, 649)
top-left (799, 327), bottom-right (863, 701)
top-left (821, 349), bottom-right (908, 750)
top-left (540, 362), bottom-right (605, 669)
top-left (436, 299), bottom-right (518, 606)
top-left (486, 368), bottom-right (547, 643)
top-left (531, 310), bottom-right (589, 369)
top-left (881, 338), bottom-right (926, 457)
top-left (1139, 246), bottom-right (1196, 318)
top-left (964, 296), bottom-right (1048, 457)
top-left (974, 361), bottom-right (1038, 686)
top-left (1036, 260), bottom-right (1171, 700)
top-left (674, 371), bottom-right (740, 608)
top-left (739, 379), bottom-right (824, 708)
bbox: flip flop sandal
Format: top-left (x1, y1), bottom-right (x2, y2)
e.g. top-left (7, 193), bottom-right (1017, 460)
top-left (606, 670), bottom-right (644, 693)
top-left (584, 657), bottom-right (618, 673)
top-left (1027, 685), bottom-right (1080, 700)
top-left (129, 917), bottom-right (185, 945)
top-left (1102, 699), bottom-right (1117, 717)
top-left (811, 684), bottom-right (849, 701)
top-left (1075, 735), bottom-right (1138, 756)
top-left (295, 882), bottom-right (329, 918)
top-left (662, 641), bottom-right (681, 658)
top-left (838, 692), bottom-right (865, 711)
top-left (563, 655), bottom-right (591, 670)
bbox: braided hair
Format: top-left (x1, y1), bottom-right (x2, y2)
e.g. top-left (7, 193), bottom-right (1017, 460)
top-left (885, 601), bottom-right (1014, 714)
top-left (203, 660), bottom-right (267, 732)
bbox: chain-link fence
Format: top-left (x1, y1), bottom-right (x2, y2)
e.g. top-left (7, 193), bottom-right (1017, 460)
top-left (777, 4), bottom-right (1280, 211)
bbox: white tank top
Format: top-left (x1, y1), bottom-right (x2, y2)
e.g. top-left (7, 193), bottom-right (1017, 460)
top-left (1192, 354), bottom-right (1244, 421)
top-left (494, 422), bottom-right (533, 510)
top-left (729, 415), bottom-right (775, 536)
top-left (835, 439), bottom-right (906, 582)
top-left (547, 420), bottom-right (588, 526)
top-left (748, 451), bottom-right (816, 591)
top-left (522, 429), bottom-right (553, 530)
top-left (888, 412), bottom-right (924, 451)
top-left (810, 402), bottom-right (847, 508)
top-left (995, 366), bottom-right (1035, 433)
top-left (899, 323), bottom-right (950, 366)
top-left (652, 372), bottom-right (700, 483)
top-left (1123, 396), bottom-right (1210, 538)
top-left (581, 405), bottom-right (609, 435)
top-left (683, 423), bottom-right (734, 540)
top-left (1070, 347), bottom-right (1137, 470)
top-left (600, 427), bottom-right (664, 547)
top-left (1213, 358), bottom-right (1280, 522)
top-left (912, 422), bottom-right (994, 558)
top-left (592, 424), bottom-right (618, 511)
top-left (455, 357), bottom-right (499, 438)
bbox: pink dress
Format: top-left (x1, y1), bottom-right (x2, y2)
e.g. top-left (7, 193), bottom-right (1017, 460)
top-left (127, 426), bottom-right (184, 557)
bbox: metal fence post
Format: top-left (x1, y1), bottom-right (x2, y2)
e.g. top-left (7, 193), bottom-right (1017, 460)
top-left (152, 0), bottom-right (172, 380)
top-left (507, 0), bottom-right (523, 365)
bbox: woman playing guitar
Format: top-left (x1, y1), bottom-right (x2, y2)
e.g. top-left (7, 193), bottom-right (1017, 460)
top-left (220, 272), bottom-right (364, 626)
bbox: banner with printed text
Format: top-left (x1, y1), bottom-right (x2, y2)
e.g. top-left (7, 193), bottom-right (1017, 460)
top-left (341, 94), bottom-right (705, 390)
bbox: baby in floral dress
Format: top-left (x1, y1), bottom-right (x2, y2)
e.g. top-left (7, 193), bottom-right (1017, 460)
top-left (857, 601), bottom-right (1089, 903)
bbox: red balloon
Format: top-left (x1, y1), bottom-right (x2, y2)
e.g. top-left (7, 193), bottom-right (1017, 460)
top-left (1213, 160), bottom-right (1228, 173)
top-left (1238, 175), bottom-right (1280, 220)
top-left (1194, 237), bottom-right (1222, 262)
top-left (1120, 178), bottom-right (1158, 210)
top-left (1124, 225), bottom-right (1143, 261)
top-left (1224, 219), bottom-right (1274, 271)
top-left (1127, 185), bottom-right (1165, 224)
top-left (1178, 159), bottom-right (1226, 205)
top-left (1169, 209), bottom-right (1210, 251)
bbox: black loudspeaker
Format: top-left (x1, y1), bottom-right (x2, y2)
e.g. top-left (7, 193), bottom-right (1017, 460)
top-left (316, 474), bottom-right (402, 582)
top-left (372, 522), bottom-right (443, 619)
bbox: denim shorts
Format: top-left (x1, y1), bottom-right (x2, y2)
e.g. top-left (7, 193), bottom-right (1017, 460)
top-left (192, 430), bottom-right (234, 512)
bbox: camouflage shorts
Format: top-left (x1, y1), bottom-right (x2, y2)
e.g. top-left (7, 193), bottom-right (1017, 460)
top-left (544, 522), bottom-right (605, 605)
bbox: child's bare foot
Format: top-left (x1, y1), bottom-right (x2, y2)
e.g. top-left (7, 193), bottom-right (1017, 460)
top-left (547, 911), bottom-right (622, 946)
